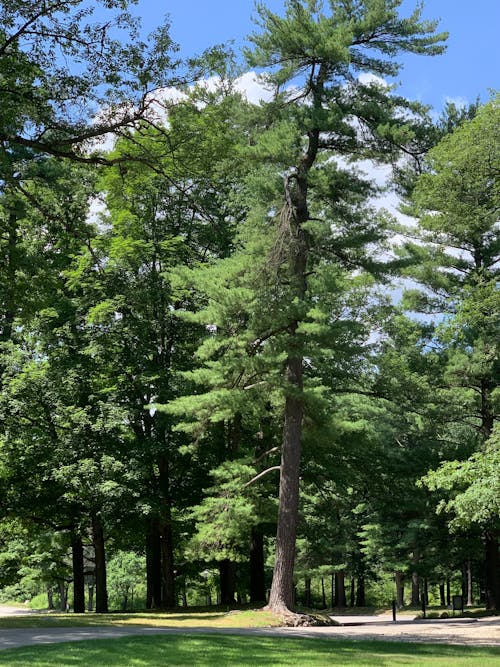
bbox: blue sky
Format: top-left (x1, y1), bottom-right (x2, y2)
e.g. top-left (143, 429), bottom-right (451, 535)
top-left (126, 0), bottom-right (499, 112)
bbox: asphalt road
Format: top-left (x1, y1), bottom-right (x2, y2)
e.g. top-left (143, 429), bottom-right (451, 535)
top-left (0, 618), bottom-right (499, 651)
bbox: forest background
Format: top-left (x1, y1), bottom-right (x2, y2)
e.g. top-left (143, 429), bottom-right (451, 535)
top-left (0, 0), bottom-right (498, 617)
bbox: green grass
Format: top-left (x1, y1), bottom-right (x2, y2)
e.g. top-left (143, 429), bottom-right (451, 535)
top-left (0, 608), bottom-right (282, 630)
top-left (1, 635), bottom-right (499, 666)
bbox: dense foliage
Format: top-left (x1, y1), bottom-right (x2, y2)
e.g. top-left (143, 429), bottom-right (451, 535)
top-left (0, 0), bottom-right (498, 614)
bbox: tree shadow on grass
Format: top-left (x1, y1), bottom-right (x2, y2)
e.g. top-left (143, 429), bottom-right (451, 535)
top-left (0, 635), bottom-right (500, 666)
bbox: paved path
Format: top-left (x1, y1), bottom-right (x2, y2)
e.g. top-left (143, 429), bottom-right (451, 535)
top-left (0, 617), bottom-right (499, 651)
top-left (0, 605), bottom-right (35, 616)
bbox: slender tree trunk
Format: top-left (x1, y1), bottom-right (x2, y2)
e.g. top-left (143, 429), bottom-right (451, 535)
top-left (146, 517), bottom-right (162, 609)
top-left (350, 577), bottom-right (355, 608)
top-left (424, 577), bottom-right (429, 605)
top-left (47, 587), bottom-right (54, 610)
top-left (158, 457), bottom-right (176, 608)
top-left (439, 583), bottom-right (445, 607)
top-left (71, 533), bottom-right (85, 613)
top-left (335, 571), bottom-right (346, 608)
top-left (466, 560), bottom-right (473, 606)
top-left (92, 515), bottom-right (108, 613)
top-left (331, 573), bottom-right (335, 608)
top-left (446, 578), bottom-right (451, 606)
top-left (356, 576), bottom-right (366, 607)
top-left (249, 526), bottom-right (266, 603)
top-left (304, 577), bottom-right (311, 608)
top-left (321, 578), bottom-right (326, 609)
top-left (411, 571), bottom-right (420, 606)
top-left (58, 580), bottom-right (67, 612)
top-left (485, 530), bottom-right (499, 610)
top-left (219, 559), bottom-right (236, 605)
top-left (395, 571), bottom-right (404, 608)
top-left (87, 582), bottom-right (94, 611)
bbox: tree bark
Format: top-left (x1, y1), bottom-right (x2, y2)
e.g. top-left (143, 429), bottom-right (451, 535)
top-left (219, 559), bottom-right (236, 606)
top-left (335, 571), bottom-right (346, 608)
top-left (146, 516), bottom-right (162, 609)
top-left (47, 587), bottom-right (55, 610)
top-left (356, 576), bottom-right (366, 607)
top-left (71, 533), bottom-right (85, 613)
top-left (395, 571), bottom-right (404, 608)
top-left (439, 583), bottom-right (445, 607)
top-left (304, 577), bottom-right (312, 608)
top-left (321, 578), bottom-right (326, 609)
top-left (466, 560), bottom-right (473, 607)
top-left (485, 530), bottom-right (499, 610)
top-left (446, 578), bottom-right (451, 606)
top-left (249, 526), bottom-right (266, 603)
top-left (92, 514), bottom-right (108, 613)
top-left (411, 571), bottom-right (420, 606)
top-left (158, 456), bottom-right (176, 608)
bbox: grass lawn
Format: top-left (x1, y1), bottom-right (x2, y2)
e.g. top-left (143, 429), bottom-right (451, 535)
top-left (0, 608), bottom-right (282, 630)
top-left (0, 635), bottom-right (499, 666)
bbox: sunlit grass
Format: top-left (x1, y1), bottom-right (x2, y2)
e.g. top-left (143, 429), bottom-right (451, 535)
top-left (0, 607), bottom-right (282, 630)
top-left (1, 635), bottom-right (499, 666)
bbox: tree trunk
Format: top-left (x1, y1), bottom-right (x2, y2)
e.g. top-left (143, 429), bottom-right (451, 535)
top-left (158, 457), bottom-right (176, 608)
top-left (219, 559), bottom-right (236, 606)
top-left (335, 571), bottom-right (346, 608)
top-left (58, 580), bottom-right (67, 612)
top-left (47, 587), bottom-right (54, 610)
top-left (146, 517), bottom-right (162, 609)
top-left (266, 374), bottom-right (303, 612)
top-left (331, 573), bottom-right (335, 608)
top-left (411, 572), bottom-right (420, 606)
top-left (92, 515), bottom-right (108, 613)
top-left (485, 530), bottom-right (499, 610)
top-left (395, 571), bottom-right (404, 608)
top-left (439, 583), bottom-right (445, 607)
top-left (466, 560), bottom-right (473, 607)
top-left (304, 577), bottom-right (311, 608)
top-left (249, 526), bottom-right (266, 603)
top-left (350, 577), bottom-right (355, 608)
top-left (356, 576), bottom-right (366, 607)
top-left (87, 582), bottom-right (94, 611)
top-left (71, 533), bottom-right (85, 613)
top-left (266, 106), bottom-right (318, 613)
top-left (321, 578), bottom-right (326, 609)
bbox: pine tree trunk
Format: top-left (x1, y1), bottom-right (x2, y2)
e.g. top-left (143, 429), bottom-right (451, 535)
top-left (446, 578), bottom-right (451, 606)
top-left (146, 517), bottom-right (162, 609)
top-left (395, 571), bottom-right (404, 608)
top-left (439, 583), bottom-right (445, 606)
top-left (219, 559), bottom-right (236, 605)
top-left (71, 533), bottom-right (85, 613)
top-left (350, 577), bottom-right (355, 607)
top-left (411, 571), bottom-right (420, 606)
top-left (321, 578), bottom-right (326, 609)
top-left (335, 571), bottom-right (346, 608)
top-left (249, 526), bottom-right (266, 603)
top-left (466, 560), bottom-right (473, 606)
top-left (158, 457), bottom-right (176, 608)
top-left (87, 583), bottom-right (94, 612)
top-left (58, 580), bottom-right (67, 612)
top-left (356, 576), bottom-right (366, 607)
top-left (266, 375), bottom-right (304, 612)
top-left (47, 587), bottom-right (54, 610)
top-left (304, 577), bottom-right (311, 608)
top-left (92, 515), bottom-right (108, 613)
top-left (485, 530), bottom-right (499, 610)
top-left (266, 108), bottom-right (318, 614)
